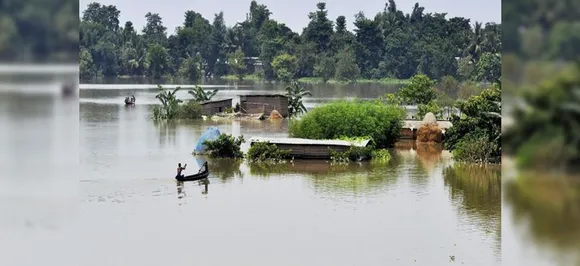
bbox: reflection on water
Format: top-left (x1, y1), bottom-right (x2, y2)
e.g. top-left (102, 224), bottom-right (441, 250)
top-left (206, 158), bottom-right (243, 181)
top-left (443, 164), bottom-right (501, 255)
top-left (176, 179), bottom-right (209, 201)
top-left (79, 83), bottom-right (500, 266)
top-left (504, 173), bottom-right (580, 266)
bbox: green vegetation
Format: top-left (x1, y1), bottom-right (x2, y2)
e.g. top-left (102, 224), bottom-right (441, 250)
top-left (503, 63), bottom-right (580, 172)
top-left (151, 85), bottom-right (208, 120)
top-left (501, 0), bottom-right (580, 173)
top-left (330, 146), bottom-right (373, 163)
top-left (246, 142), bottom-right (291, 162)
top-left (79, 1), bottom-right (500, 83)
top-left (188, 85), bottom-right (218, 102)
top-left (152, 86), bottom-right (184, 120)
top-left (376, 74), bottom-right (488, 120)
top-left (286, 81), bottom-right (312, 117)
top-left (202, 134), bottom-right (245, 158)
top-left (397, 74), bottom-right (437, 105)
top-left (289, 100), bottom-right (406, 148)
top-left (329, 146), bottom-right (392, 163)
top-left (0, 0), bottom-right (77, 62)
top-left (445, 84), bottom-right (501, 163)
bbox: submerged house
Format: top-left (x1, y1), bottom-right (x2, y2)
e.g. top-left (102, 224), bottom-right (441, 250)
top-left (200, 98), bottom-right (233, 116)
top-left (239, 94), bottom-right (289, 117)
top-left (249, 137), bottom-right (371, 159)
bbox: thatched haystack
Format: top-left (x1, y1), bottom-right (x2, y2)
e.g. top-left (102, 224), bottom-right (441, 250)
top-left (416, 112), bottom-right (442, 143)
top-left (269, 109), bottom-right (283, 119)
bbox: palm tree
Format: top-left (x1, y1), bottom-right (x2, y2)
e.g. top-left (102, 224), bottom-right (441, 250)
top-left (464, 22), bottom-right (484, 63)
top-left (285, 80), bottom-right (312, 117)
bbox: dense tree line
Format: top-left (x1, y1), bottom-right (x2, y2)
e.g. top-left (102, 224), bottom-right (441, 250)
top-left (0, 0), bottom-right (78, 62)
top-left (503, 0), bottom-right (580, 61)
top-left (80, 0), bottom-right (500, 83)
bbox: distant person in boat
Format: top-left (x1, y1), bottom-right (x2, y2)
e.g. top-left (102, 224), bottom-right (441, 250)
top-left (176, 163), bottom-right (187, 178)
top-left (131, 95), bottom-right (135, 102)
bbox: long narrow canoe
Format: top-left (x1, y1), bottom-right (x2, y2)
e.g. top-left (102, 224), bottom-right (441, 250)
top-left (175, 162), bottom-right (209, 182)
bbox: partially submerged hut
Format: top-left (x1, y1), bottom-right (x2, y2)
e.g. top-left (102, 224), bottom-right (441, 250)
top-left (239, 94), bottom-right (289, 117)
top-left (200, 98), bottom-right (233, 116)
top-left (249, 137), bottom-right (371, 159)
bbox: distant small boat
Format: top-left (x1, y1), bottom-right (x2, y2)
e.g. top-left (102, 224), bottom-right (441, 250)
top-left (175, 162), bottom-right (209, 182)
top-left (61, 83), bottom-right (75, 97)
top-left (124, 96), bottom-right (135, 105)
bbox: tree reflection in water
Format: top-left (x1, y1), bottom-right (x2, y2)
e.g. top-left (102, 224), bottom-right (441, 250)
top-left (443, 163), bottom-right (501, 253)
top-left (505, 173), bottom-right (580, 265)
top-left (205, 158), bottom-right (243, 182)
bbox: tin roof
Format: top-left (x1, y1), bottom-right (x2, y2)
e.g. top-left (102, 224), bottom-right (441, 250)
top-left (200, 98), bottom-right (233, 105)
top-left (249, 137), bottom-right (371, 147)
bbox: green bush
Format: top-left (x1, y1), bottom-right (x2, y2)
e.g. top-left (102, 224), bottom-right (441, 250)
top-left (202, 134), bottom-right (245, 158)
top-left (329, 146), bottom-right (373, 163)
top-left (176, 100), bottom-right (203, 119)
top-left (247, 142), bottom-right (292, 162)
top-left (452, 132), bottom-right (499, 164)
top-left (289, 100), bottom-right (406, 148)
top-left (329, 146), bottom-right (392, 163)
top-left (370, 149), bottom-right (392, 163)
top-left (445, 84), bottom-right (501, 163)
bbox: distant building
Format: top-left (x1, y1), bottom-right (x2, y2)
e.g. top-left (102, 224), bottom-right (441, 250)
top-left (200, 98), bottom-right (233, 116)
top-left (242, 57), bottom-right (263, 73)
top-left (239, 94), bottom-right (289, 117)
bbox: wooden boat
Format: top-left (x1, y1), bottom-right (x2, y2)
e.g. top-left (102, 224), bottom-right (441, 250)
top-left (175, 162), bottom-right (209, 182)
top-left (124, 97), bottom-right (135, 105)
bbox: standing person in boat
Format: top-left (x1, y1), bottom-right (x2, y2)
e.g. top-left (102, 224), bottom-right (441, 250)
top-left (176, 163), bottom-right (187, 178)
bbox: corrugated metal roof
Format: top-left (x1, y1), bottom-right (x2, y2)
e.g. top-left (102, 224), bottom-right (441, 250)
top-left (200, 98), bottom-right (233, 105)
top-left (250, 137), bottom-right (370, 147)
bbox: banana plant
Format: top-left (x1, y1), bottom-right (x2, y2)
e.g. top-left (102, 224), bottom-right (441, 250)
top-left (188, 85), bottom-right (218, 102)
top-left (286, 80), bottom-right (312, 117)
top-left (154, 85), bottom-right (183, 119)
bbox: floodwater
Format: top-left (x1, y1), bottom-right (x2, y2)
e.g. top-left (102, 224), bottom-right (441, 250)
top-left (78, 82), bottom-right (501, 266)
top-left (0, 80), bottom-right (78, 266)
top-left (502, 165), bottom-right (580, 266)
top-left (3, 77), bottom-right (577, 265)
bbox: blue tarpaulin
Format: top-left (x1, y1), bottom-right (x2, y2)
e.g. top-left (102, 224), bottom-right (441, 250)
top-left (194, 127), bottom-right (221, 154)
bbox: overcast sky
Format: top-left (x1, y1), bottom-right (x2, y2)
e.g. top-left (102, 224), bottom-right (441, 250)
top-left (79, 0), bottom-right (501, 34)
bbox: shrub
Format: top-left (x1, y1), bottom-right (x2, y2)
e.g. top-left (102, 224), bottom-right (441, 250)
top-left (329, 146), bottom-right (392, 163)
top-left (416, 101), bottom-right (442, 119)
top-left (445, 84), bottom-right (501, 162)
top-left (329, 146), bottom-right (373, 163)
top-left (370, 149), bottom-right (392, 163)
top-left (247, 142), bottom-right (291, 162)
top-left (452, 132), bottom-right (498, 164)
top-left (176, 100), bottom-right (203, 119)
top-left (289, 100), bottom-right (406, 148)
top-left (202, 134), bottom-right (245, 158)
